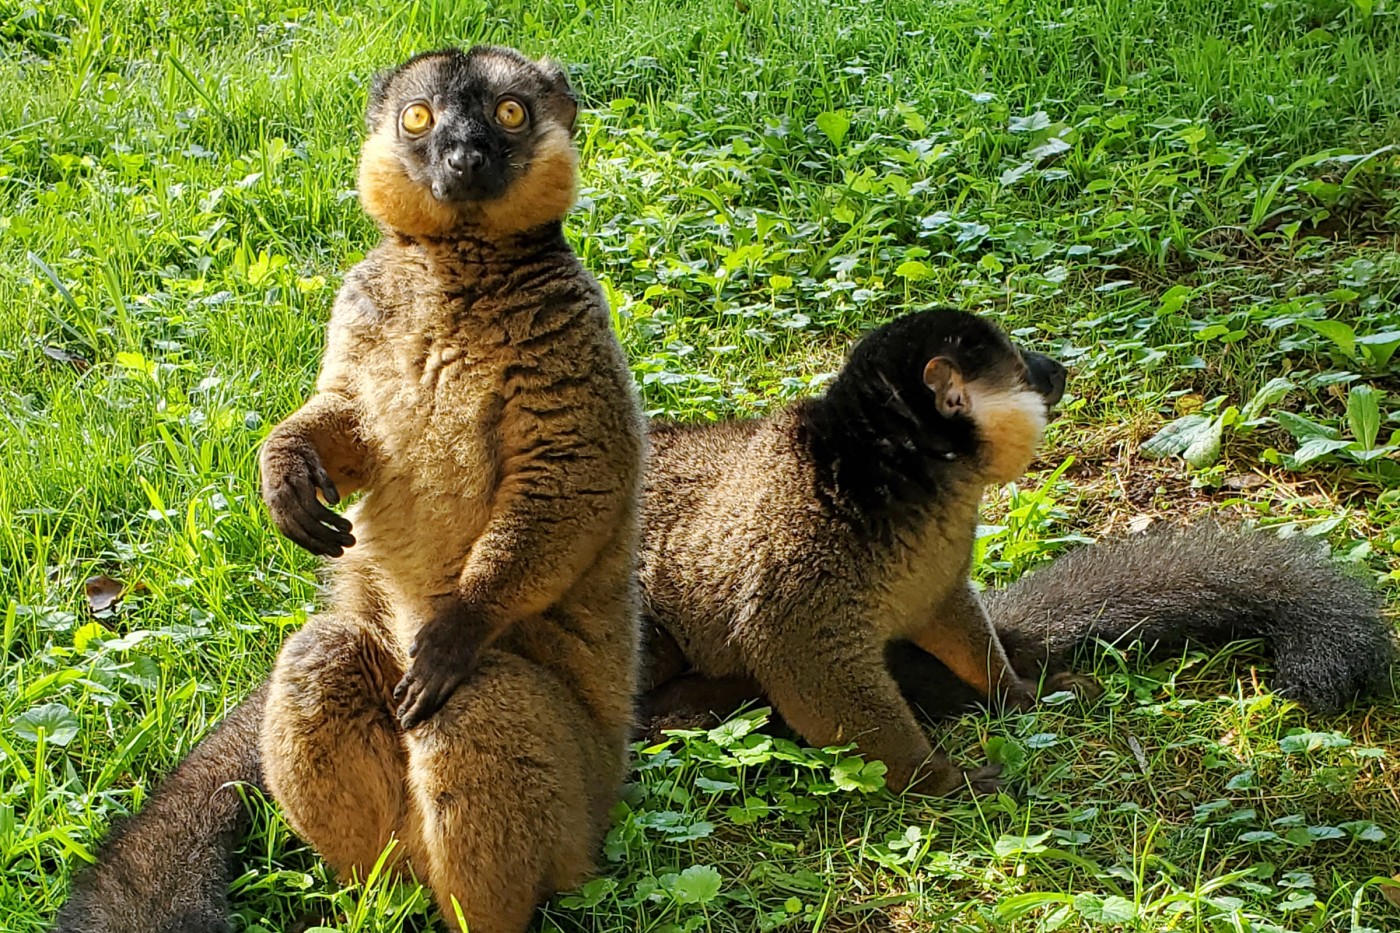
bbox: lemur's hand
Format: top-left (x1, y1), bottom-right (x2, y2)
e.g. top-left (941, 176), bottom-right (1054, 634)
top-left (393, 600), bottom-right (498, 729)
top-left (261, 432), bottom-right (355, 557)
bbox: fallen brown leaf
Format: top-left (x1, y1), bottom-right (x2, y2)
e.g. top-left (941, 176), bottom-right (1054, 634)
top-left (42, 345), bottom-right (91, 373)
top-left (84, 575), bottom-right (125, 613)
top-left (1224, 472), bottom-right (1267, 490)
top-left (1381, 875), bottom-right (1400, 909)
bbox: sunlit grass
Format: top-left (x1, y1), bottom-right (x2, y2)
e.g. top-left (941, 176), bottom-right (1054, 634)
top-left (2, 0), bottom-right (1398, 929)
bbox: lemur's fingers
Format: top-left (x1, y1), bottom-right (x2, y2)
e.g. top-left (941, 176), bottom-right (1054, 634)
top-left (394, 664), bottom-right (463, 730)
top-left (299, 476), bottom-right (354, 539)
top-left (287, 508), bottom-right (350, 557)
top-left (313, 466), bottom-right (342, 506)
top-left (962, 764), bottom-right (1004, 796)
top-left (265, 460), bottom-right (355, 555)
top-left (283, 484), bottom-right (354, 554)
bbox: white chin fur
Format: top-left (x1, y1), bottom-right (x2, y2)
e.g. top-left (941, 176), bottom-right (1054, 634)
top-left (967, 387), bottom-right (1048, 484)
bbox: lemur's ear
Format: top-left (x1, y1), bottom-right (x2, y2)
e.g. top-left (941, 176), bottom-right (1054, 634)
top-left (536, 58), bottom-right (578, 133)
top-left (366, 68), bottom-right (395, 132)
top-left (922, 357), bottom-right (968, 417)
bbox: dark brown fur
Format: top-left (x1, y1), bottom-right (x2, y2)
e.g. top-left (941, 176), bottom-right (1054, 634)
top-left (254, 46), bottom-right (643, 933)
top-left (51, 687), bottom-right (268, 933)
top-left (637, 310), bottom-right (1068, 794)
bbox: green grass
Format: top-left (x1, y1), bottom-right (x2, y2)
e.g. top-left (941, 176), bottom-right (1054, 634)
top-left (3, 0), bottom-right (1400, 929)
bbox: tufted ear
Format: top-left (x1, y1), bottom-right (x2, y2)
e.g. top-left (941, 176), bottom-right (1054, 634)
top-left (366, 67), bottom-right (395, 131)
top-left (535, 57), bottom-right (578, 133)
top-left (922, 356), bottom-right (968, 417)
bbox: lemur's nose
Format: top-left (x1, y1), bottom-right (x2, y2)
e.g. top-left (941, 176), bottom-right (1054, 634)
top-left (445, 147), bottom-right (484, 177)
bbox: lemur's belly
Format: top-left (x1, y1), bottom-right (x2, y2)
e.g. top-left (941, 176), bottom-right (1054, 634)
top-left (349, 338), bottom-right (505, 643)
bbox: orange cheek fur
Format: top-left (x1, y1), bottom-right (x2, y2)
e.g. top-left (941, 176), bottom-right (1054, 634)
top-left (967, 387), bottom-right (1049, 484)
top-left (475, 126), bottom-right (577, 236)
top-left (357, 126), bottom-right (577, 239)
top-left (358, 133), bottom-right (465, 237)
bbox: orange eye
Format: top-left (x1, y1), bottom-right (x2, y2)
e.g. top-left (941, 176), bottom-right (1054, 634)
top-left (400, 103), bottom-right (434, 135)
top-left (494, 98), bottom-right (527, 130)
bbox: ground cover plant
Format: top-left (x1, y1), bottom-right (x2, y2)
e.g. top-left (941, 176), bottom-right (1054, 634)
top-left (2, 0), bottom-right (1399, 929)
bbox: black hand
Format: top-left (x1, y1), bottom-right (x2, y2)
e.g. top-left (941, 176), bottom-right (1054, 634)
top-left (393, 606), bottom-right (495, 729)
top-left (262, 441), bottom-right (355, 557)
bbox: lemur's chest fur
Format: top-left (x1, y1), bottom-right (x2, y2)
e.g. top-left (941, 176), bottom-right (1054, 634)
top-left (327, 252), bottom-right (516, 581)
top-left (363, 305), bottom-right (504, 499)
top-left (868, 489), bottom-right (982, 639)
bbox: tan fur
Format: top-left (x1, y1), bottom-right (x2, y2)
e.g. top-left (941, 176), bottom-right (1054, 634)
top-left (966, 384), bottom-right (1049, 484)
top-left (474, 128), bottom-right (578, 237)
top-left (258, 48), bottom-right (643, 933)
top-left (356, 133), bottom-right (465, 239)
top-left (637, 314), bottom-right (1060, 795)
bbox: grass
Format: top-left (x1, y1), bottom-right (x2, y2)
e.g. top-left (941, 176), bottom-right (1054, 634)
top-left (2, 0), bottom-right (1399, 929)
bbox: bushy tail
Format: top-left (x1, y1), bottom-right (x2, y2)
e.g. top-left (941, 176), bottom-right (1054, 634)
top-left (990, 523), bottom-right (1395, 712)
top-left (891, 523), bottom-right (1395, 720)
top-left (53, 684), bottom-right (268, 933)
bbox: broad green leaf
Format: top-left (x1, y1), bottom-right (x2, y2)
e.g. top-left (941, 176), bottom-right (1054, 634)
top-left (1279, 731), bottom-right (1352, 754)
top-left (1156, 284), bottom-right (1193, 316)
top-left (1094, 895), bottom-right (1138, 924)
top-left (671, 865), bottom-right (722, 904)
top-left (1140, 413), bottom-right (1214, 459)
top-left (728, 733), bottom-right (774, 766)
top-left (1274, 410), bottom-right (1339, 441)
top-left (1226, 770), bottom-right (1257, 790)
top-left (1305, 825), bottom-right (1346, 840)
top-left (1074, 893), bottom-right (1138, 924)
top-left (1340, 820), bottom-right (1386, 842)
top-left (1240, 377), bottom-right (1293, 422)
top-left (814, 110), bottom-right (850, 149)
top-left (993, 832), bottom-right (1050, 857)
top-left (1279, 892), bottom-right (1318, 911)
top-left (831, 757), bottom-right (887, 793)
top-left (72, 621), bottom-right (109, 653)
top-left (1348, 445), bottom-right (1399, 462)
top-left (15, 702), bottom-right (80, 746)
top-left (1008, 110), bottom-right (1051, 133)
top-left (1290, 436), bottom-right (1354, 466)
top-left (895, 260), bottom-right (932, 281)
top-left (1300, 319), bottom-right (1356, 357)
top-left (707, 717), bottom-right (753, 747)
top-left (1356, 330), bottom-right (1400, 367)
top-left (668, 821), bottom-right (715, 842)
top-left (999, 161), bottom-right (1035, 186)
top-left (1183, 415), bottom-right (1225, 467)
top-left (1346, 384), bottom-right (1382, 449)
top-left (1028, 136), bottom-right (1072, 160)
top-left (693, 776), bottom-right (738, 793)
top-left (984, 735), bottom-right (1027, 769)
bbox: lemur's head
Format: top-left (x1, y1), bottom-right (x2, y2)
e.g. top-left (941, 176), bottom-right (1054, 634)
top-left (842, 308), bottom-right (1067, 484)
top-left (358, 46), bottom-right (579, 237)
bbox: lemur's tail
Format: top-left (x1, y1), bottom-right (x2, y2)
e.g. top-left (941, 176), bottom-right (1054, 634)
top-left (890, 523), bottom-right (1395, 718)
top-left (52, 685), bottom-right (268, 933)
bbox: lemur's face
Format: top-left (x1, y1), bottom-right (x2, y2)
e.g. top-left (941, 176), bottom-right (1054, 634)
top-left (913, 312), bottom-right (1066, 484)
top-left (358, 46), bottom-right (579, 237)
top-left (849, 308), bottom-right (1068, 485)
top-left (1018, 349), bottom-right (1068, 409)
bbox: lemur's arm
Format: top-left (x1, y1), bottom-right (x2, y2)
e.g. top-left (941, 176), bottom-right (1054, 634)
top-left (260, 282), bottom-right (376, 557)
